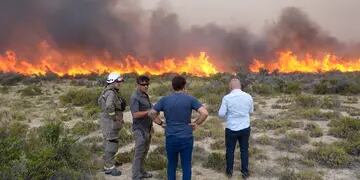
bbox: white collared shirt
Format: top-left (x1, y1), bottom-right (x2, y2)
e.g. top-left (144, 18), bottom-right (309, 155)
top-left (218, 89), bottom-right (254, 131)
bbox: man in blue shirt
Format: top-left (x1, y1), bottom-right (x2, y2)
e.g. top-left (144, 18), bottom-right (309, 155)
top-left (148, 75), bottom-right (208, 180)
top-left (218, 77), bottom-right (254, 179)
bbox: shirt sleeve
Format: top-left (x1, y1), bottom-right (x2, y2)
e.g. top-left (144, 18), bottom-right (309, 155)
top-left (249, 96), bottom-right (254, 113)
top-left (218, 96), bottom-right (227, 118)
top-left (130, 95), bottom-right (139, 113)
top-left (153, 97), bottom-right (164, 112)
top-left (191, 97), bottom-right (202, 110)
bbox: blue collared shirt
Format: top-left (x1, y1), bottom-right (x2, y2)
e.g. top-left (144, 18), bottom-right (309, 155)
top-left (218, 89), bottom-right (254, 131)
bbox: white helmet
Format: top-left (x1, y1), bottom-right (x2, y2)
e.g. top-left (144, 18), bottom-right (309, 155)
top-left (106, 72), bottom-right (124, 84)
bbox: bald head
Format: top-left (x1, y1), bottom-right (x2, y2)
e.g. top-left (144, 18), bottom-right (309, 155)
top-left (229, 78), bottom-right (241, 90)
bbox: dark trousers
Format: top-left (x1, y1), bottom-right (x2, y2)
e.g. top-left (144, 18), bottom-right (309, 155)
top-left (166, 136), bottom-right (194, 180)
top-left (225, 127), bottom-right (250, 175)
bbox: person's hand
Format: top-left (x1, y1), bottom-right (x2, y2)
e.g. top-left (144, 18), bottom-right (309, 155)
top-left (189, 122), bottom-right (199, 131)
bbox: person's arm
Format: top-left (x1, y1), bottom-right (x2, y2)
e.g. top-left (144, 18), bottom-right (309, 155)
top-left (218, 97), bottom-right (227, 118)
top-left (130, 96), bottom-right (148, 119)
top-left (148, 99), bottom-right (165, 127)
top-left (189, 98), bottom-right (208, 130)
top-left (193, 106), bottom-right (208, 125)
top-left (249, 96), bottom-right (254, 114)
top-left (148, 109), bottom-right (164, 127)
top-left (104, 91), bottom-right (116, 120)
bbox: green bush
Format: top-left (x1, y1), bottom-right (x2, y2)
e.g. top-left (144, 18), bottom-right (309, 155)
top-left (144, 146), bottom-right (167, 171)
top-left (118, 122), bottom-right (134, 146)
top-left (194, 118), bottom-right (223, 140)
top-left (328, 117), bottom-right (360, 140)
top-left (297, 108), bottom-right (338, 121)
top-left (71, 121), bottom-right (99, 136)
top-left (0, 73), bottom-right (24, 86)
top-left (255, 134), bottom-right (272, 145)
top-left (149, 82), bottom-right (171, 97)
top-left (305, 123), bottom-right (323, 137)
top-left (59, 88), bottom-right (101, 106)
top-left (0, 121), bottom-right (95, 179)
top-left (210, 139), bottom-right (225, 150)
top-left (321, 96), bottom-right (341, 109)
top-left (115, 149), bottom-right (134, 165)
top-left (306, 143), bottom-right (350, 168)
top-left (0, 86), bottom-right (9, 94)
top-left (18, 85), bottom-right (42, 96)
top-left (283, 82), bottom-right (301, 94)
top-left (295, 94), bottom-right (320, 108)
top-left (252, 119), bottom-right (303, 130)
top-left (314, 79), bottom-right (360, 95)
top-left (202, 152), bottom-right (226, 172)
top-left (252, 83), bottom-right (274, 95)
top-left (279, 169), bottom-right (323, 180)
top-left (277, 132), bottom-right (309, 152)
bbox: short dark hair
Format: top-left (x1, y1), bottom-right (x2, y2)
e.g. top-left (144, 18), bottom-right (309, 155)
top-left (136, 75), bottom-right (150, 84)
top-left (172, 75), bottom-right (186, 91)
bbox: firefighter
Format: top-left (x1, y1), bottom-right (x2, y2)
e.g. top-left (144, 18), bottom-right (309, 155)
top-left (98, 72), bottom-right (126, 176)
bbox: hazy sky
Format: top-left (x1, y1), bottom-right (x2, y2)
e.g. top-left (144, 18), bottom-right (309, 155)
top-left (141, 0), bottom-right (360, 42)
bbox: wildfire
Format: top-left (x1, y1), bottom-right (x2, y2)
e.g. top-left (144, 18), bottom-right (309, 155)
top-left (0, 48), bottom-right (218, 77)
top-left (250, 50), bottom-right (360, 73)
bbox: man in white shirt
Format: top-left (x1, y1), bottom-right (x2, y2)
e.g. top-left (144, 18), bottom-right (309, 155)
top-left (218, 77), bottom-right (254, 179)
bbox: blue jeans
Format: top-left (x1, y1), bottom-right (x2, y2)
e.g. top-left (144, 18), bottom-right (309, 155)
top-left (166, 136), bottom-right (194, 180)
top-left (225, 127), bottom-right (250, 175)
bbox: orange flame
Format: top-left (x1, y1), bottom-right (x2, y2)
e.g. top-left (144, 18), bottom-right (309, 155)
top-left (0, 44), bottom-right (218, 77)
top-left (250, 50), bottom-right (360, 73)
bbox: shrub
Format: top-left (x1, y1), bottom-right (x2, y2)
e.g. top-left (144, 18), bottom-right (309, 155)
top-left (321, 96), bottom-right (341, 109)
top-left (252, 119), bottom-right (303, 130)
top-left (283, 82), bottom-right (301, 94)
top-left (115, 149), bottom-right (134, 165)
top-left (306, 143), bottom-right (350, 168)
top-left (249, 147), bottom-right (268, 160)
top-left (314, 79), bottom-right (360, 95)
top-left (328, 117), bottom-right (360, 141)
top-left (202, 152), bottom-right (226, 172)
top-left (295, 94), bottom-right (320, 108)
top-left (0, 86), bottom-right (9, 94)
top-left (71, 121), bottom-right (99, 136)
top-left (144, 146), bottom-right (167, 171)
top-left (0, 73), bottom-right (24, 86)
top-left (59, 88), bottom-right (101, 106)
top-left (305, 123), bottom-right (323, 137)
top-left (277, 132), bottom-right (309, 152)
top-left (210, 139), bottom-right (225, 150)
top-left (297, 108), bottom-right (338, 121)
top-left (149, 82), bottom-right (171, 97)
top-left (252, 83), bottom-right (274, 95)
top-left (1, 121), bottom-right (95, 179)
top-left (254, 134), bottom-right (272, 145)
top-left (18, 85), bottom-right (42, 96)
top-left (279, 169), bottom-right (323, 180)
top-left (194, 118), bottom-right (223, 140)
top-left (118, 122), bottom-right (134, 146)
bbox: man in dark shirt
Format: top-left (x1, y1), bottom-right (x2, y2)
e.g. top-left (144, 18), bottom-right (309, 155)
top-left (149, 75), bottom-right (208, 180)
top-left (130, 75), bottom-right (153, 180)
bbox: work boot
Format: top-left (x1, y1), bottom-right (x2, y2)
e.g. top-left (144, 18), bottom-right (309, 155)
top-left (104, 166), bottom-right (122, 176)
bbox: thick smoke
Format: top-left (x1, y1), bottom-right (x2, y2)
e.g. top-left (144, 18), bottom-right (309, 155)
top-left (0, 1), bottom-right (357, 71)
